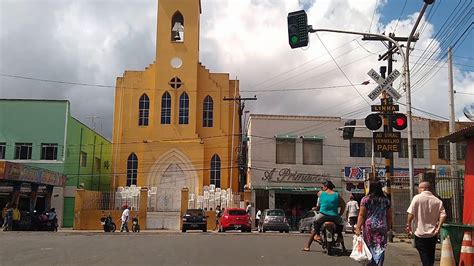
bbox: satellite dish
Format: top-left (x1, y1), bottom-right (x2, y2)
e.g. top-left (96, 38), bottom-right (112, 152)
top-left (464, 103), bottom-right (474, 121)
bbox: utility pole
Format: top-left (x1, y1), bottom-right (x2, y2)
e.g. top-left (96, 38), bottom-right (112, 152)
top-left (223, 96), bottom-right (257, 192)
top-left (448, 47), bottom-right (460, 222)
top-left (362, 34), bottom-right (416, 196)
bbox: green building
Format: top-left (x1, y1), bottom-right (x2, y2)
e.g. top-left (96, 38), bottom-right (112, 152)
top-left (0, 99), bottom-right (112, 227)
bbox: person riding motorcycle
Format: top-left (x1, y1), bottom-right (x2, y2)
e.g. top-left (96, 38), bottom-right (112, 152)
top-left (303, 180), bottom-right (345, 251)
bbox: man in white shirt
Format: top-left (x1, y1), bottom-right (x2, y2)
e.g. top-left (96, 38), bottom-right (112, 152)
top-left (407, 181), bottom-right (446, 266)
top-left (255, 209), bottom-right (262, 231)
top-left (120, 205), bottom-right (130, 233)
top-left (345, 195), bottom-right (359, 233)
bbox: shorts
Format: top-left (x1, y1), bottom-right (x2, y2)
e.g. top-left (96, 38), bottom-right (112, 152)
top-left (349, 216), bottom-right (357, 226)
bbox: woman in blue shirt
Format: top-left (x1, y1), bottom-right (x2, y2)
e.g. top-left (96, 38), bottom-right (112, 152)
top-left (303, 180), bottom-right (345, 251)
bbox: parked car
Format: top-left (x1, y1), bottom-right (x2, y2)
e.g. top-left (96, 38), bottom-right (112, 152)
top-left (298, 210), bottom-right (317, 233)
top-left (259, 209), bottom-right (290, 233)
top-left (182, 209), bottom-right (207, 232)
top-left (218, 208), bottom-right (251, 232)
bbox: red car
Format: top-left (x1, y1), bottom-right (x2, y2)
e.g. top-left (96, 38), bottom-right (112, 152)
top-left (218, 208), bottom-right (251, 232)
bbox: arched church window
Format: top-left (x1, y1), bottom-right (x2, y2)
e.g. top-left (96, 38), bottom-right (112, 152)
top-left (161, 91), bottom-right (171, 124)
top-left (203, 95), bottom-right (213, 127)
top-left (171, 11), bottom-right (184, 42)
top-left (179, 92), bottom-right (189, 124)
top-left (210, 154), bottom-right (221, 188)
top-left (127, 153), bottom-right (138, 186)
top-left (138, 93), bottom-right (149, 126)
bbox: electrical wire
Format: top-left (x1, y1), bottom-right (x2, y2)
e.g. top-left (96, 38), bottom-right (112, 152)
top-left (315, 33), bottom-right (371, 106)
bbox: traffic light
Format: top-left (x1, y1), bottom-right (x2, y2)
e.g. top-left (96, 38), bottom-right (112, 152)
top-left (392, 113), bottom-right (407, 130)
top-left (287, 10), bottom-right (309, 49)
top-left (365, 114), bottom-right (382, 130)
top-left (342, 119), bottom-right (356, 140)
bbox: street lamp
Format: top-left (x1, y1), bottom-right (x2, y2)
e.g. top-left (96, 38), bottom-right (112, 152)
top-left (405, 1), bottom-right (434, 201)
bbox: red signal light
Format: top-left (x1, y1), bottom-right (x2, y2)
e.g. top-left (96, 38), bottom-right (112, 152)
top-left (392, 113), bottom-right (407, 130)
top-left (395, 117), bottom-right (405, 126)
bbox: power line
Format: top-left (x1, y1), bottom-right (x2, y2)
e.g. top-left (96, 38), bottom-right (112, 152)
top-left (368, 0), bottom-right (379, 33)
top-left (315, 33), bottom-right (371, 106)
top-left (393, 0), bottom-right (408, 33)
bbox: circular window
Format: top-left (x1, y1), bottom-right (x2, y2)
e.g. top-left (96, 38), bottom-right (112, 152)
top-left (170, 57), bottom-right (183, 69)
top-left (169, 77), bottom-right (183, 89)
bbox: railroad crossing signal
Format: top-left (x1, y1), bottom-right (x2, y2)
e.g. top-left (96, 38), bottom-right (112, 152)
top-left (365, 114), bottom-right (382, 130)
top-left (373, 132), bottom-right (401, 152)
top-left (367, 68), bottom-right (402, 100)
top-left (392, 113), bottom-right (407, 130)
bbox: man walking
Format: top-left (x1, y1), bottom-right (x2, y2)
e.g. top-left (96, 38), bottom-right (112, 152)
top-left (255, 209), bottom-right (261, 231)
top-left (119, 205), bottom-right (130, 233)
top-left (346, 195), bottom-right (359, 233)
top-left (406, 181), bottom-right (446, 266)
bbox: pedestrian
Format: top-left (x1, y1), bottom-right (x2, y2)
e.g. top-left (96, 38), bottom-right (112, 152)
top-left (255, 209), bottom-right (261, 230)
top-left (12, 204), bottom-right (21, 231)
top-left (215, 205), bottom-right (222, 230)
top-left (303, 180), bottom-right (345, 251)
top-left (406, 181), bottom-right (446, 266)
top-left (355, 181), bottom-right (392, 266)
top-left (346, 194), bottom-right (359, 233)
top-left (119, 205), bottom-right (130, 232)
top-left (2, 203), bottom-right (13, 231)
top-left (291, 206), bottom-right (297, 229)
top-left (245, 201), bottom-right (251, 215)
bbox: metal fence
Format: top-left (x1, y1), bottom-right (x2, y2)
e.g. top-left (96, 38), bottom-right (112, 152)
top-left (82, 188), bottom-right (141, 211)
top-left (82, 191), bottom-right (116, 210)
top-left (390, 169), bottom-right (465, 234)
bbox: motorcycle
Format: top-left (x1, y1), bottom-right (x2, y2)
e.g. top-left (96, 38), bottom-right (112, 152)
top-left (319, 221), bottom-right (346, 256)
top-left (29, 210), bottom-right (58, 231)
top-left (132, 216), bottom-right (140, 233)
top-left (100, 213), bottom-right (116, 232)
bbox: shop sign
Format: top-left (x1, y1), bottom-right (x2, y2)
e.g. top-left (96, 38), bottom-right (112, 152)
top-left (345, 182), bottom-right (365, 193)
top-left (344, 166), bottom-right (424, 182)
top-left (2, 162), bottom-right (66, 186)
top-left (261, 168), bottom-right (326, 184)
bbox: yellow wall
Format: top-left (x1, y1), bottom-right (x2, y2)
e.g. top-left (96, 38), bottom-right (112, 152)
top-left (112, 0), bottom-right (240, 193)
top-left (73, 189), bottom-right (148, 230)
top-left (428, 120), bottom-right (471, 165)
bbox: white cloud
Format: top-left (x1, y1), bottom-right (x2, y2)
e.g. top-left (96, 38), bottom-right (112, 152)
top-left (1, 0), bottom-right (472, 139)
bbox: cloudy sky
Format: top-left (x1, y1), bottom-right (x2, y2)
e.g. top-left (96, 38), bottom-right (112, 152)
top-left (1, 0), bottom-right (473, 139)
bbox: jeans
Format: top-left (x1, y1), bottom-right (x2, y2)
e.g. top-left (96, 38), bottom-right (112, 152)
top-left (120, 221), bottom-right (129, 232)
top-left (414, 235), bottom-right (437, 266)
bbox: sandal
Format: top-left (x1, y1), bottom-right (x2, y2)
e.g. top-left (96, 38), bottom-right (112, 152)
top-left (313, 236), bottom-right (322, 243)
top-left (302, 247), bottom-right (310, 251)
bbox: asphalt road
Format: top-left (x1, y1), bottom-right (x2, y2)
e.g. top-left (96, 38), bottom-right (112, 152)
top-left (0, 231), bottom-right (424, 266)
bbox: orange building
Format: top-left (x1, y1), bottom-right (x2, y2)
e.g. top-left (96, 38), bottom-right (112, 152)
top-left (112, 0), bottom-right (240, 228)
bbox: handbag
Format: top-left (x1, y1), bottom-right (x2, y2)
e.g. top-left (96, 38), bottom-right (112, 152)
top-left (350, 235), bottom-right (373, 264)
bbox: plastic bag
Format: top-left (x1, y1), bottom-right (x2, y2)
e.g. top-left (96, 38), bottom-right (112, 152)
top-left (350, 235), bottom-right (373, 264)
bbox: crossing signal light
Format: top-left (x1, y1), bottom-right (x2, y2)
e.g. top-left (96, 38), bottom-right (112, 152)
top-left (287, 10), bottom-right (309, 49)
top-left (365, 114), bottom-right (382, 130)
top-left (342, 119), bottom-right (356, 140)
top-left (392, 113), bottom-right (407, 130)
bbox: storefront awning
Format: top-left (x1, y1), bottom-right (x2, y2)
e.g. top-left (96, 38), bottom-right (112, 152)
top-left (274, 134), bottom-right (298, 139)
top-left (0, 161), bottom-right (66, 187)
top-left (251, 186), bottom-right (340, 192)
top-left (301, 135), bottom-right (325, 140)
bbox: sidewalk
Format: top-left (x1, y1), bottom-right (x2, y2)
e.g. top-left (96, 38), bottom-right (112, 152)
top-left (389, 237), bottom-right (441, 266)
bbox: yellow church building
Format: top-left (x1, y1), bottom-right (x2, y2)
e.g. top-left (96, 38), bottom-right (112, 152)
top-left (112, 0), bottom-right (240, 228)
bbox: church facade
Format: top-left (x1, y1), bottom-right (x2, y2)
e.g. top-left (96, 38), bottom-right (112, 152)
top-left (112, 0), bottom-right (240, 228)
